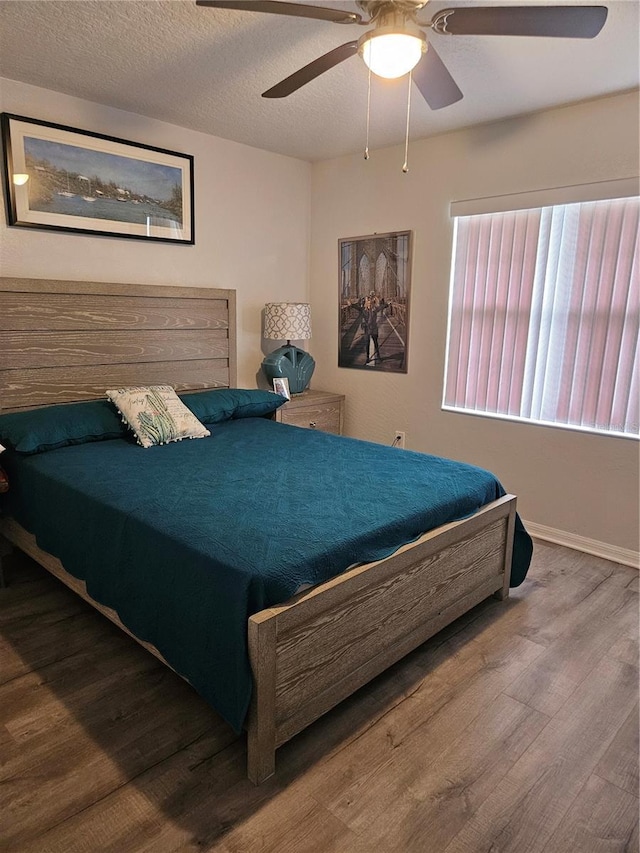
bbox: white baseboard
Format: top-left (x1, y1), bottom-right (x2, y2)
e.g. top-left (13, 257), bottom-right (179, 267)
top-left (524, 520), bottom-right (639, 570)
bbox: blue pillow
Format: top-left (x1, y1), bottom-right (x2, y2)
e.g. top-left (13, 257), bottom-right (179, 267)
top-left (0, 400), bottom-right (126, 454)
top-left (180, 388), bottom-right (286, 423)
top-left (232, 389), bottom-right (288, 419)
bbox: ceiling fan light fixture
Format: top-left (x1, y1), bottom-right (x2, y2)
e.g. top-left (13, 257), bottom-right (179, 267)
top-left (359, 28), bottom-right (426, 79)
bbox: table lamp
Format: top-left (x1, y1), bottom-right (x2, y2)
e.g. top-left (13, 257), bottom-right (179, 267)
top-left (262, 302), bottom-right (315, 394)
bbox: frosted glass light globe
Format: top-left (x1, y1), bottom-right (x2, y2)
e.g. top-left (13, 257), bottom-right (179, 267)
top-left (361, 33), bottom-right (424, 79)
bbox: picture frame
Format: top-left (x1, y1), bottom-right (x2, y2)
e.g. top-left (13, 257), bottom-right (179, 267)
top-left (338, 230), bottom-right (412, 374)
top-left (1, 113), bottom-right (194, 244)
top-left (273, 377), bottom-right (291, 400)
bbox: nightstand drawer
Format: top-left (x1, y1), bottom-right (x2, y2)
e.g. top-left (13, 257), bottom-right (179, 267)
top-left (274, 389), bottom-right (345, 435)
top-left (280, 403), bottom-right (341, 434)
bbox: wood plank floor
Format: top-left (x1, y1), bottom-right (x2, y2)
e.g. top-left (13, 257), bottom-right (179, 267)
top-left (1, 541), bottom-right (637, 852)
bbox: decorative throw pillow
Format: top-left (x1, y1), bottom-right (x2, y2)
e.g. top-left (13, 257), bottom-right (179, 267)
top-left (106, 386), bottom-right (210, 448)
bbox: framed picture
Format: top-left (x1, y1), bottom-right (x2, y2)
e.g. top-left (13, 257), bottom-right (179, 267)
top-left (338, 230), bottom-right (412, 373)
top-left (273, 377), bottom-right (291, 400)
top-left (1, 113), bottom-right (194, 244)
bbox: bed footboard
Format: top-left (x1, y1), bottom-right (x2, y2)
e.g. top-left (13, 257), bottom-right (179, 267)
top-left (0, 498), bottom-right (516, 787)
top-left (247, 495), bottom-right (516, 784)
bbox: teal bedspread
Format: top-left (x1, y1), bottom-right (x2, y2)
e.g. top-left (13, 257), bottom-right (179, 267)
top-left (1, 418), bottom-right (531, 731)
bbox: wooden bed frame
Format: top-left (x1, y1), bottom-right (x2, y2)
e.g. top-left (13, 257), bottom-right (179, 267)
top-left (0, 277), bottom-right (516, 784)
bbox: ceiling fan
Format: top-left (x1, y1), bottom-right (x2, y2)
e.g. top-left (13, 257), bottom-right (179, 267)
top-left (196, 1), bottom-right (608, 110)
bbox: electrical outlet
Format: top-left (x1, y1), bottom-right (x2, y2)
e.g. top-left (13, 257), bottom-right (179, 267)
top-left (393, 431), bottom-right (405, 449)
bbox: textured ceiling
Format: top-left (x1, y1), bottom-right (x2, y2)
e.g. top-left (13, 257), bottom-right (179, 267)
top-left (0, 0), bottom-right (638, 162)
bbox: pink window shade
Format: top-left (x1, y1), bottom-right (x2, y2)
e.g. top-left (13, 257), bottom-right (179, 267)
top-left (444, 197), bottom-right (639, 437)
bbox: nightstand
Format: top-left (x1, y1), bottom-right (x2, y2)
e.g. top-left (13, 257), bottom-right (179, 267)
top-left (274, 389), bottom-right (345, 435)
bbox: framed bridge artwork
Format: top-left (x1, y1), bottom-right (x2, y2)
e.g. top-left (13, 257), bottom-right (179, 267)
top-left (1, 113), bottom-right (194, 244)
top-left (338, 230), bottom-right (412, 373)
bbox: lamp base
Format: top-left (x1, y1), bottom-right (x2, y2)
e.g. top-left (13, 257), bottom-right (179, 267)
top-left (262, 345), bottom-right (315, 394)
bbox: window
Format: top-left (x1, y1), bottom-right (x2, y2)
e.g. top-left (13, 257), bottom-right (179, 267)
top-left (443, 195), bottom-right (639, 438)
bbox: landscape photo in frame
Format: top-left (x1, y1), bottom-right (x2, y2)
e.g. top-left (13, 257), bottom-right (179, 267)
top-left (1, 113), bottom-right (194, 244)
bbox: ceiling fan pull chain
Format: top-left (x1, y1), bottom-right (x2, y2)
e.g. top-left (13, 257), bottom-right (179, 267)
top-left (364, 64), bottom-right (372, 160)
top-left (402, 69), bottom-right (412, 173)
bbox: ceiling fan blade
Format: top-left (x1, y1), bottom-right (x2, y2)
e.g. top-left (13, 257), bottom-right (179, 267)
top-left (195, 0), bottom-right (362, 24)
top-left (262, 41), bottom-right (359, 98)
top-left (413, 44), bottom-right (463, 110)
top-left (430, 6), bottom-right (608, 38)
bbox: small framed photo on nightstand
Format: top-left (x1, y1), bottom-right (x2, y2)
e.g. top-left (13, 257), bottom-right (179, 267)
top-left (273, 377), bottom-right (290, 400)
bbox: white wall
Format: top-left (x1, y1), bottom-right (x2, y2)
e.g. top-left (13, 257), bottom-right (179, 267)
top-left (310, 91), bottom-right (640, 554)
top-left (0, 78), bottom-right (311, 387)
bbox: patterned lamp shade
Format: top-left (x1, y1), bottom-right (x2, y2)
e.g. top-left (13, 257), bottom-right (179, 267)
top-left (264, 303), bottom-right (312, 341)
top-left (262, 302), bottom-right (315, 394)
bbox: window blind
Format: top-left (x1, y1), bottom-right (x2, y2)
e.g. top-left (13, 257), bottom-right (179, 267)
top-left (443, 195), bottom-right (639, 437)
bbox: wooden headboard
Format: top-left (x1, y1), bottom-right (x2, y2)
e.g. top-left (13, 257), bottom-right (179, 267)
top-left (0, 278), bottom-right (237, 412)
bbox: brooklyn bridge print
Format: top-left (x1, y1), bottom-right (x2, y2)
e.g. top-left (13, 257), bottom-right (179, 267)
top-left (339, 231), bottom-right (412, 373)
